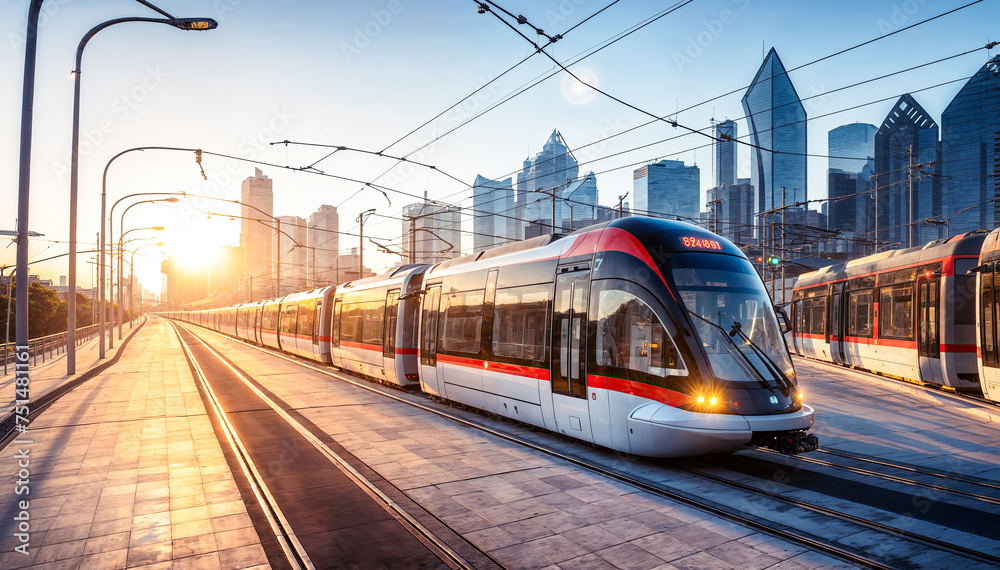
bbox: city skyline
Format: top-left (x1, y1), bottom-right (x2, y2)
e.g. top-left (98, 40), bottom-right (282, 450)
top-left (2, 1), bottom-right (997, 295)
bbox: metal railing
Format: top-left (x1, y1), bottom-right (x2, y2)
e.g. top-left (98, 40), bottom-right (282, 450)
top-left (2, 323), bottom-right (102, 375)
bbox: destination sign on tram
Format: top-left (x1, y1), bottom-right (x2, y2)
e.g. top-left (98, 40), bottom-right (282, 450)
top-left (681, 236), bottom-right (723, 250)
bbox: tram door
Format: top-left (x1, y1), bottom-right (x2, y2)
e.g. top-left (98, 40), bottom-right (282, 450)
top-left (916, 276), bottom-right (942, 384)
top-left (383, 291), bottom-right (400, 385)
top-left (831, 284), bottom-right (846, 365)
top-left (551, 267), bottom-right (594, 444)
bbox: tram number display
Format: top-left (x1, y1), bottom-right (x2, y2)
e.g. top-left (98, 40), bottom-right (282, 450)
top-left (681, 236), bottom-right (723, 250)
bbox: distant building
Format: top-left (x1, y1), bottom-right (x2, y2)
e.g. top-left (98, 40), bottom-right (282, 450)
top-left (707, 178), bottom-right (754, 247)
top-left (402, 197), bottom-right (462, 264)
top-left (273, 216), bottom-right (307, 295)
top-left (308, 205), bottom-right (339, 286)
top-left (941, 55), bottom-right (1000, 236)
top-left (339, 247), bottom-right (376, 281)
top-left (472, 175), bottom-right (515, 253)
top-left (240, 168), bottom-right (274, 285)
top-left (874, 94), bottom-right (941, 249)
top-left (208, 245), bottom-right (244, 303)
top-left (517, 130), bottom-right (580, 237)
top-left (712, 119), bottom-right (737, 188)
top-left (742, 48), bottom-right (807, 231)
top-left (828, 123), bottom-right (877, 254)
top-left (632, 159), bottom-right (700, 221)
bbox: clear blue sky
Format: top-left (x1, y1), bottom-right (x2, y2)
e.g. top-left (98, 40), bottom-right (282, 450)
top-left (2, 0), bottom-right (996, 294)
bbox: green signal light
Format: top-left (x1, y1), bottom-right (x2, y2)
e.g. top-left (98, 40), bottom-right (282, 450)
top-left (769, 257), bottom-right (780, 265)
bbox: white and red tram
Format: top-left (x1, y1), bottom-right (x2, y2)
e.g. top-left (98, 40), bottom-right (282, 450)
top-left (791, 231), bottom-right (985, 392)
top-left (164, 217), bottom-right (817, 457)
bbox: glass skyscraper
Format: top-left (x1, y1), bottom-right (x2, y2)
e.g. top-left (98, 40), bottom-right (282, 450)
top-left (874, 94), bottom-right (941, 249)
top-left (472, 175), bottom-right (515, 253)
top-left (828, 123), bottom-right (876, 254)
top-left (741, 48), bottom-right (807, 231)
top-left (633, 159), bottom-right (700, 221)
top-left (707, 178), bottom-right (754, 247)
top-left (517, 130), bottom-right (579, 237)
top-left (712, 119), bottom-right (737, 188)
top-left (941, 55), bottom-right (1000, 235)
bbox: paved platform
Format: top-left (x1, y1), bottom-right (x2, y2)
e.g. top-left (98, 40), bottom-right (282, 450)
top-left (1, 315), bottom-right (997, 569)
top-left (0, 318), bottom-right (268, 569)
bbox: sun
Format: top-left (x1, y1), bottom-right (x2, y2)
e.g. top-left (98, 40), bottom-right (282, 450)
top-left (161, 217), bottom-right (235, 271)
top-left (562, 68), bottom-right (598, 104)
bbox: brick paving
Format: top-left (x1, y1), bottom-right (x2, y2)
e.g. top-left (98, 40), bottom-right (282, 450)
top-left (0, 319), bottom-right (269, 569)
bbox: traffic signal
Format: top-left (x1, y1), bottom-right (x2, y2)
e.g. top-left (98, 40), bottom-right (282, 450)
top-left (756, 256), bottom-right (764, 263)
top-left (768, 256), bottom-right (780, 265)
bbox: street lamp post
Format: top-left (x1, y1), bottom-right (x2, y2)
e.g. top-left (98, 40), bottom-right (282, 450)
top-left (113, 198), bottom-right (175, 340)
top-left (101, 148), bottom-right (206, 360)
top-left (117, 228), bottom-right (163, 338)
top-left (128, 242), bottom-right (163, 324)
top-left (67, 7), bottom-right (217, 374)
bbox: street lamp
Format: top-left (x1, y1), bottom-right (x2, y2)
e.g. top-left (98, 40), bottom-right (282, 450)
top-left (128, 242), bottom-right (163, 324)
top-left (116, 226), bottom-right (163, 339)
top-left (112, 197), bottom-right (176, 342)
top-left (66, 5), bottom-right (217, 374)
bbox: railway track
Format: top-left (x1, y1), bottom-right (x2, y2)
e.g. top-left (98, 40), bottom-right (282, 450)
top-left (170, 321), bottom-right (499, 570)
top-left (180, 318), bottom-right (1000, 569)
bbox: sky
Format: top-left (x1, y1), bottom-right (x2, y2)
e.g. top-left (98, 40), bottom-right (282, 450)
top-left (1, 0), bottom-right (997, 297)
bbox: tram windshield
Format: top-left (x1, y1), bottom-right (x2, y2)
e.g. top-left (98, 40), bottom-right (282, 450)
top-left (670, 253), bottom-right (795, 384)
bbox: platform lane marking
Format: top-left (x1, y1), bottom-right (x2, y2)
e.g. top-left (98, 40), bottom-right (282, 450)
top-left (176, 322), bottom-right (480, 570)
top-left (169, 321), bottom-right (312, 570)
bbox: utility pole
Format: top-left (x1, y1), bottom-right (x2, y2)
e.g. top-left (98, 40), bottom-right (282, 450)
top-left (408, 216), bottom-right (416, 264)
top-left (871, 172), bottom-right (881, 253)
top-left (357, 209), bottom-right (375, 279)
top-left (781, 187), bottom-right (786, 306)
top-left (908, 145), bottom-right (915, 248)
top-left (617, 193), bottom-right (628, 219)
top-left (275, 217), bottom-right (281, 297)
top-left (707, 195), bottom-right (721, 234)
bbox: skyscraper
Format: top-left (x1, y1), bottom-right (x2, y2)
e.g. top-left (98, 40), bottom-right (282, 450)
top-left (742, 48), bottom-right (807, 229)
top-left (517, 130), bottom-right (579, 237)
top-left (240, 168), bottom-right (273, 290)
top-left (712, 119), bottom-right (737, 188)
top-left (632, 159), bottom-right (700, 221)
top-left (828, 123), bottom-right (877, 254)
top-left (472, 175), bottom-right (515, 253)
top-left (874, 94), bottom-right (941, 249)
top-left (308, 205), bottom-right (339, 286)
top-left (941, 55), bottom-right (1000, 235)
top-left (402, 197), bottom-right (462, 264)
top-left (274, 215), bottom-right (306, 295)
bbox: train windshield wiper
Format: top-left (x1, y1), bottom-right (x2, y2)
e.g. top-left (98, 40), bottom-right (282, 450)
top-left (685, 310), bottom-right (775, 393)
top-left (729, 321), bottom-right (793, 395)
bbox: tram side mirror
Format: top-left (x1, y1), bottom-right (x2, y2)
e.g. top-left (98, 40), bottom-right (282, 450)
top-left (775, 307), bottom-right (792, 334)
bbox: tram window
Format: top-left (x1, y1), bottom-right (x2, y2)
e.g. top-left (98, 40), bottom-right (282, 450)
top-left (594, 288), bottom-right (685, 378)
top-left (262, 306), bottom-right (280, 332)
top-left (801, 297), bottom-right (826, 335)
top-left (983, 268), bottom-right (996, 366)
top-left (847, 290), bottom-right (873, 337)
top-left (362, 301), bottom-right (385, 345)
top-left (954, 274), bottom-right (977, 326)
top-left (280, 304), bottom-right (298, 335)
top-left (385, 293), bottom-right (399, 356)
top-left (439, 290), bottom-right (485, 356)
top-left (492, 284), bottom-right (549, 363)
top-left (879, 284), bottom-right (914, 340)
top-left (297, 300), bottom-right (314, 338)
